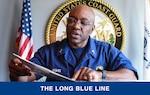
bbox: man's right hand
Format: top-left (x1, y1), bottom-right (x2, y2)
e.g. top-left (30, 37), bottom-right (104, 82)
top-left (8, 58), bottom-right (31, 81)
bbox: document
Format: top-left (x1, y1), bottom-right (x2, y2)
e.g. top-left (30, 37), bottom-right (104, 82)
top-left (13, 53), bottom-right (74, 81)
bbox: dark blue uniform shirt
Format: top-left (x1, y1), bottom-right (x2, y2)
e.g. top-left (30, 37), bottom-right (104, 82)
top-left (30, 37), bottom-right (138, 80)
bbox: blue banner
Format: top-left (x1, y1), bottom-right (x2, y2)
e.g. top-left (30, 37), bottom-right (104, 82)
top-left (0, 82), bottom-right (149, 95)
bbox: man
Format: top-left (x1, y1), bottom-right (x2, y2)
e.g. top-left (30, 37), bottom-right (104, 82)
top-left (9, 5), bottom-right (138, 82)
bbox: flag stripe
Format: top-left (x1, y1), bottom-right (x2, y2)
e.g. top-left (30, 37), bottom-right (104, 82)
top-left (26, 45), bottom-right (33, 60)
top-left (16, 29), bottom-right (22, 48)
top-left (18, 33), bottom-right (33, 60)
top-left (19, 35), bottom-right (30, 56)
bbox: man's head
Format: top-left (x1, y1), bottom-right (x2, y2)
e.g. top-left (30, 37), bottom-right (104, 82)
top-left (66, 4), bottom-right (95, 48)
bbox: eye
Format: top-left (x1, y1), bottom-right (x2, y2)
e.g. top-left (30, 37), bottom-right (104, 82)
top-left (67, 18), bottom-right (76, 24)
top-left (81, 20), bottom-right (91, 26)
top-left (80, 20), bottom-right (89, 25)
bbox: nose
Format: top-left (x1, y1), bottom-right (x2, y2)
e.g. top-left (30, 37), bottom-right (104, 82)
top-left (73, 20), bottom-right (81, 29)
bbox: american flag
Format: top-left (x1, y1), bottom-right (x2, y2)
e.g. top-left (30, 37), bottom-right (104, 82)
top-left (16, 0), bottom-right (34, 60)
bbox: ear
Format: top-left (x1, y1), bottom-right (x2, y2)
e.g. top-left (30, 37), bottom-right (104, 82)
top-left (90, 25), bottom-right (95, 34)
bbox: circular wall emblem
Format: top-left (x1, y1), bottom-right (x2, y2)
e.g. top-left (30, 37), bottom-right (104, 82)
top-left (45, 0), bottom-right (125, 50)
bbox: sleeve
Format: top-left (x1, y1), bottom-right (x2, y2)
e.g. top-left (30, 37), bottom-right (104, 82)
top-left (106, 44), bottom-right (138, 79)
top-left (29, 45), bottom-right (50, 80)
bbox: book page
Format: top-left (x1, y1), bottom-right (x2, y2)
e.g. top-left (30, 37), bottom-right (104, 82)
top-left (13, 53), bottom-right (74, 81)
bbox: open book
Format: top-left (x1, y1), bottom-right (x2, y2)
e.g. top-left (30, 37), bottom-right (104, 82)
top-left (13, 53), bottom-right (74, 82)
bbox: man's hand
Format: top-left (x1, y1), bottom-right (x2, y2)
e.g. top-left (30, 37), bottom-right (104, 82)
top-left (72, 67), bottom-right (102, 82)
top-left (8, 58), bottom-right (31, 81)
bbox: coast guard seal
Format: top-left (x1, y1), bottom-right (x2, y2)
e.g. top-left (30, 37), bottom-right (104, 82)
top-left (45, 0), bottom-right (125, 50)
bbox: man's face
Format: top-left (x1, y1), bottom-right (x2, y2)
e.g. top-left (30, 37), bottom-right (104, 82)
top-left (66, 6), bottom-right (95, 48)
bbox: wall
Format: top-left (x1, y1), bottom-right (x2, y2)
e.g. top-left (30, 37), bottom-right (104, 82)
top-left (0, 0), bottom-right (144, 81)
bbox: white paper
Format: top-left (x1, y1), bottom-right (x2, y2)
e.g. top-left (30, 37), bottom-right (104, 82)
top-left (13, 53), bottom-right (74, 81)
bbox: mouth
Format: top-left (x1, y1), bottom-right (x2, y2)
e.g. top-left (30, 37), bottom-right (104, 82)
top-left (70, 32), bottom-right (81, 38)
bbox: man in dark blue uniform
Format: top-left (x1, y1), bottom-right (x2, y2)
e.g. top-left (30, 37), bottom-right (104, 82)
top-left (9, 5), bottom-right (138, 82)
